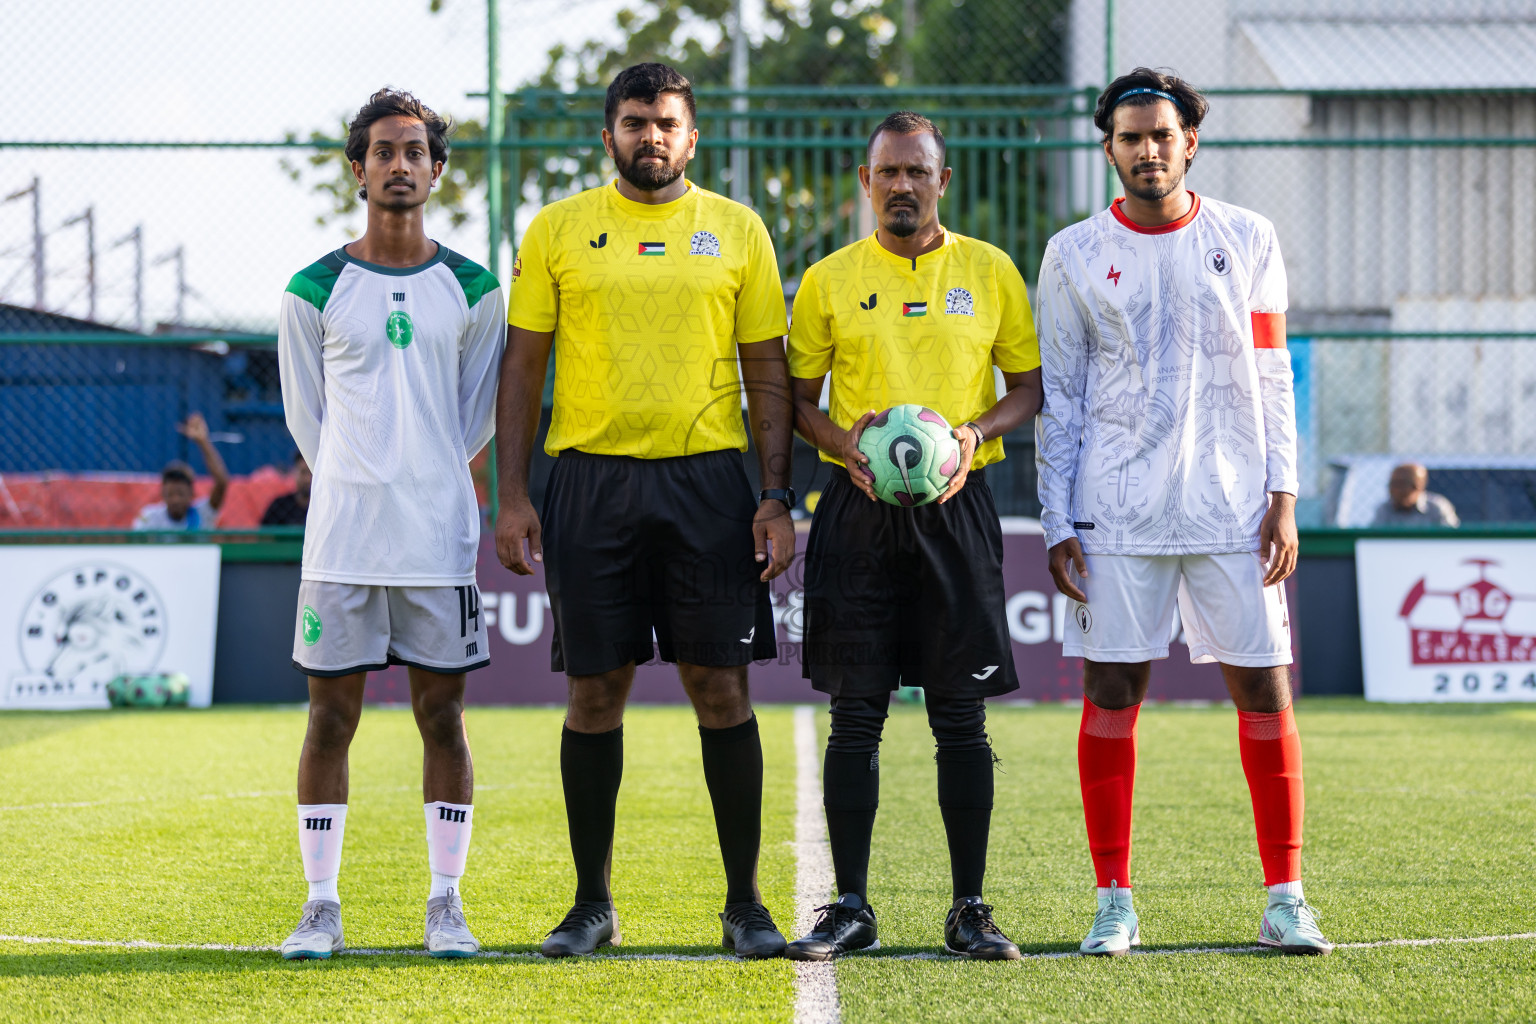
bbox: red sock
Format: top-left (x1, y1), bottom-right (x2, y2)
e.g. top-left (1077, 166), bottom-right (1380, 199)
top-left (1237, 706), bottom-right (1305, 885)
top-left (1078, 696), bottom-right (1140, 888)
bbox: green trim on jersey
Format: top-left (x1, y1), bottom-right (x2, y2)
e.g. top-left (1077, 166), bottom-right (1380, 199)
top-left (443, 248), bottom-right (500, 309)
top-left (285, 251), bottom-right (346, 311)
top-left (336, 242), bottom-right (448, 277)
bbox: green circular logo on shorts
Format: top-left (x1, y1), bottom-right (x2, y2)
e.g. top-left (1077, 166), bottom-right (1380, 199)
top-left (302, 605), bottom-right (322, 646)
top-left (386, 310), bottom-right (414, 349)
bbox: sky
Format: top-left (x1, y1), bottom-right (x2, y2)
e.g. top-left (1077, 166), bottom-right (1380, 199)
top-left (0, 0), bottom-right (629, 331)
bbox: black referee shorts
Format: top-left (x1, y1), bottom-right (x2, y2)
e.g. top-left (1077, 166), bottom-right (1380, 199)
top-left (802, 466), bottom-right (1019, 700)
top-left (542, 448), bottom-right (777, 676)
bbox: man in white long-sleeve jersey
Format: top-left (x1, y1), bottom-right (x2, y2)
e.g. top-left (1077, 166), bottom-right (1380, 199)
top-left (277, 88), bottom-right (504, 960)
top-left (1034, 68), bottom-right (1331, 957)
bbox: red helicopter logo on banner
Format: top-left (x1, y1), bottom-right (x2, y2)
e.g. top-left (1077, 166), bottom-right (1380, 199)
top-left (1398, 559), bottom-right (1536, 665)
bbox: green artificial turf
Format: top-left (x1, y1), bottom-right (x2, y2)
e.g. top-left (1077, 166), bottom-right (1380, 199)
top-left (839, 699), bottom-right (1536, 1022)
top-left (1, 699), bottom-right (1532, 1022)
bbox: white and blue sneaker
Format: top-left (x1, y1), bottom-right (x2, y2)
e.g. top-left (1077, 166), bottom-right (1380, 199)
top-left (1258, 894), bottom-right (1332, 955)
top-left (426, 889), bottom-right (480, 958)
top-left (1080, 881), bottom-right (1139, 956)
top-left (282, 899), bottom-right (344, 960)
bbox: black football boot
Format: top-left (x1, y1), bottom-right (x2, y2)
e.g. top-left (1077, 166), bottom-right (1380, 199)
top-left (784, 893), bottom-right (879, 962)
top-left (943, 896), bottom-right (1022, 960)
top-left (721, 901), bottom-right (788, 959)
top-left (541, 901), bottom-right (620, 957)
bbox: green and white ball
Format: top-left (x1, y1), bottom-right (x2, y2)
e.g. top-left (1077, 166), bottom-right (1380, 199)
top-left (106, 675), bottom-right (132, 707)
top-left (856, 404), bottom-right (962, 507)
top-left (164, 672), bottom-right (191, 706)
top-left (107, 673), bottom-right (187, 708)
top-left (126, 674), bottom-right (170, 707)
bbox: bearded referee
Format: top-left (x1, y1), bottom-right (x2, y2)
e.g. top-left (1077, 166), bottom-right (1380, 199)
top-left (785, 111), bottom-right (1042, 961)
top-left (495, 63), bottom-right (795, 959)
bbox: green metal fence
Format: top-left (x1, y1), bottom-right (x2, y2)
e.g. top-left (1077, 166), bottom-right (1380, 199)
top-left (5, 83), bottom-right (1536, 531)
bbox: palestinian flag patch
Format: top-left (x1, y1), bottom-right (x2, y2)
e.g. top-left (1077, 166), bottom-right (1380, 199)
top-left (638, 242), bottom-right (666, 256)
top-left (902, 301), bottom-right (928, 317)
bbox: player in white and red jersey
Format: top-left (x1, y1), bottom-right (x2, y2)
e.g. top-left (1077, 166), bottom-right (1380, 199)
top-left (1034, 68), bottom-right (1331, 956)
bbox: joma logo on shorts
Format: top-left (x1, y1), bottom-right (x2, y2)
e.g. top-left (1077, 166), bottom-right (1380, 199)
top-left (465, 642), bottom-right (479, 657)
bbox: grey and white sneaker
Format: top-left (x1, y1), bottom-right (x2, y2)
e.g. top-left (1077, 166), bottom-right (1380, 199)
top-left (282, 899), bottom-right (344, 960)
top-left (425, 888), bottom-right (480, 958)
top-left (1079, 881), bottom-right (1139, 956)
top-left (1258, 894), bottom-right (1332, 955)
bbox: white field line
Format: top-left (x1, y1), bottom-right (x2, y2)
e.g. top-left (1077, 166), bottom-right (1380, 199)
top-left (4, 931), bottom-right (1534, 963)
top-left (792, 704), bottom-right (840, 1024)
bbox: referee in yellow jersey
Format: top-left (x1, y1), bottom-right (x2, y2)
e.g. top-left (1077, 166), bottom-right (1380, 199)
top-left (785, 111), bottom-right (1043, 962)
top-left (494, 63), bottom-right (795, 959)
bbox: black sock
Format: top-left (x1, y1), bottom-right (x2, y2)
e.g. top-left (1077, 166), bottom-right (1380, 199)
top-left (699, 716), bottom-right (764, 905)
top-left (936, 747), bottom-right (994, 901)
top-left (823, 749), bottom-right (881, 901)
top-left (561, 724), bottom-right (623, 904)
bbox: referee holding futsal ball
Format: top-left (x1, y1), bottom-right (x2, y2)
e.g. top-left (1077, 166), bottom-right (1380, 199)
top-left (495, 63), bottom-right (796, 959)
top-left (786, 111), bottom-right (1043, 961)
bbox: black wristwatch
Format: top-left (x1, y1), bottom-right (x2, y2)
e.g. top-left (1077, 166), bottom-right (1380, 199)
top-left (759, 488), bottom-right (797, 510)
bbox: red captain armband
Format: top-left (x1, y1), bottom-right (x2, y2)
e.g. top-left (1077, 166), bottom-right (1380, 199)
top-left (1251, 312), bottom-right (1286, 349)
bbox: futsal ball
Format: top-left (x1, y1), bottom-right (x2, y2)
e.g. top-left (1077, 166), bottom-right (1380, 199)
top-left (106, 675), bottom-right (132, 707)
top-left (127, 674), bottom-right (170, 707)
top-left (856, 404), bottom-right (962, 507)
top-left (164, 672), bottom-right (191, 706)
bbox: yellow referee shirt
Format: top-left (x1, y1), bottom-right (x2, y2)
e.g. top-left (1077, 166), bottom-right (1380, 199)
top-left (509, 179), bottom-right (788, 458)
top-left (788, 230), bottom-right (1040, 470)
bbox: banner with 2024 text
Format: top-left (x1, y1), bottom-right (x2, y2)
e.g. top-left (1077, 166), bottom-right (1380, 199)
top-left (1357, 538), bottom-right (1536, 702)
top-left (1, 545), bottom-right (221, 709)
top-left (363, 522), bottom-right (1300, 705)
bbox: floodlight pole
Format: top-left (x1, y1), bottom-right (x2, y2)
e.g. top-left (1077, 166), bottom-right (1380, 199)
top-left (487, 0), bottom-right (503, 279)
top-left (486, 0), bottom-right (504, 524)
top-left (730, 0), bottom-right (748, 203)
top-left (154, 245), bottom-right (187, 327)
top-left (111, 226), bottom-right (145, 333)
top-left (901, 0), bottom-right (917, 83)
top-left (4, 177), bottom-right (45, 310)
top-left (1104, 0), bottom-right (1117, 207)
top-left (62, 207), bottom-right (97, 322)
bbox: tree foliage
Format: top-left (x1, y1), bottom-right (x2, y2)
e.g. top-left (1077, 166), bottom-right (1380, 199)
top-left (289, 0), bottom-right (1068, 226)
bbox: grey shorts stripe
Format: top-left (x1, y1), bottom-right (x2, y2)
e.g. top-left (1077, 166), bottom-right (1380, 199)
top-left (292, 581), bottom-right (490, 676)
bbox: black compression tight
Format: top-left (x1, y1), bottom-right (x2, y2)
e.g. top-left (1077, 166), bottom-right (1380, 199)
top-left (822, 692), bottom-right (995, 901)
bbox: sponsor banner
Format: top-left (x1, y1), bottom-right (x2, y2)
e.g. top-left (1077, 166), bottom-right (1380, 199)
top-left (2, 545), bottom-right (221, 709)
top-left (364, 523), bottom-right (1294, 705)
top-left (1358, 539), bottom-right (1536, 702)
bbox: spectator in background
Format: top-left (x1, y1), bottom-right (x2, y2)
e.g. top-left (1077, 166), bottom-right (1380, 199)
top-left (1371, 463), bottom-right (1459, 527)
top-left (261, 451), bottom-right (312, 525)
top-left (132, 412), bottom-right (230, 531)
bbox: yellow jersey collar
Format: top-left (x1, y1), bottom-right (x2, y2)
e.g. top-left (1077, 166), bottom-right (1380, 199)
top-left (606, 178), bottom-right (698, 219)
top-left (867, 228), bottom-right (951, 270)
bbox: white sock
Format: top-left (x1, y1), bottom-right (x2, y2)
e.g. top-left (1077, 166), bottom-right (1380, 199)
top-left (425, 801), bottom-right (473, 899)
top-left (298, 803), bottom-right (347, 905)
top-left (1097, 884), bottom-right (1133, 908)
top-left (1268, 880), bottom-right (1304, 901)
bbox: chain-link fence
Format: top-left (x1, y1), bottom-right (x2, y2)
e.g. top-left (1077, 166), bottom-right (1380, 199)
top-left (3, 0), bottom-right (1534, 532)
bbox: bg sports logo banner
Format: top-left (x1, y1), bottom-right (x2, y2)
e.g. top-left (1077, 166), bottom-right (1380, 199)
top-left (1357, 539), bottom-right (1536, 703)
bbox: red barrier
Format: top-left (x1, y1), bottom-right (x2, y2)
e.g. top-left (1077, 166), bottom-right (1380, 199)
top-left (0, 467), bottom-right (297, 529)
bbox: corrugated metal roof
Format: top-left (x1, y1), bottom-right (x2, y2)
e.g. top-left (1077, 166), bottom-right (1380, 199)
top-left (1238, 19), bottom-right (1536, 90)
top-left (0, 303), bottom-right (136, 335)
